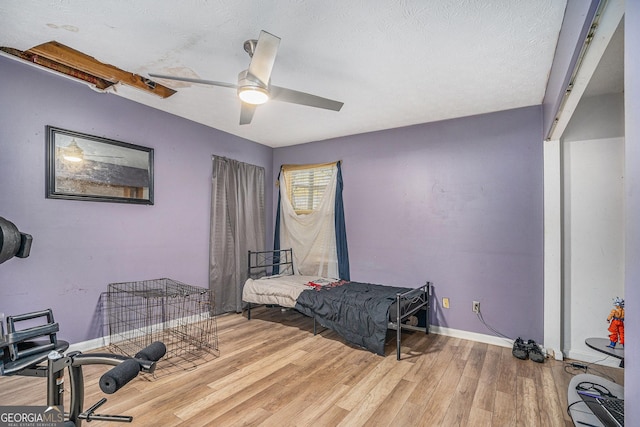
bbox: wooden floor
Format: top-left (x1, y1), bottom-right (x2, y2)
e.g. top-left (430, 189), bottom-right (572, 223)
top-left (1, 306), bottom-right (624, 426)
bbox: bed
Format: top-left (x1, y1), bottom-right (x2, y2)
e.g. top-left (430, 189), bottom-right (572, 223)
top-left (242, 249), bottom-right (431, 360)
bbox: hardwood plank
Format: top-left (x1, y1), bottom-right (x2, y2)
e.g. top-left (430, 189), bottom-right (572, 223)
top-left (538, 365), bottom-right (566, 427)
top-left (461, 342), bottom-right (488, 379)
top-left (258, 384), bottom-right (351, 427)
top-left (466, 406), bottom-right (494, 427)
top-left (478, 345), bottom-right (501, 386)
top-left (176, 363), bottom-right (303, 426)
top-left (456, 338), bottom-right (476, 361)
top-left (388, 339), bottom-right (455, 426)
top-left (263, 347), bottom-right (378, 426)
top-left (176, 406), bottom-right (272, 427)
top-left (174, 350), bottom-right (308, 420)
top-left (406, 334), bottom-right (455, 406)
top-left (336, 361), bottom-right (413, 425)
top-left (308, 404), bottom-right (350, 426)
top-left (389, 401), bottom-right (424, 426)
top-left (404, 334), bottom-right (442, 382)
top-left (470, 376), bottom-right (496, 413)
top-left (335, 355), bottom-right (402, 411)
top-left (496, 346), bottom-right (518, 395)
top-left (517, 376), bottom-right (539, 426)
top-left (0, 313), bottom-right (625, 427)
top-left (414, 344), bottom-right (466, 425)
top-left (440, 374), bottom-right (479, 426)
top-left (493, 390), bottom-right (518, 426)
top-left (357, 379), bottom-right (417, 426)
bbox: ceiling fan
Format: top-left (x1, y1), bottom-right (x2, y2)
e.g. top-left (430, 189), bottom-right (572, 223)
top-left (149, 30), bottom-right (344, 125)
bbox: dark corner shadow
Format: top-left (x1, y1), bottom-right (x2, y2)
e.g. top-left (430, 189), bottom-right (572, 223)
top-left (86, 291), bottom-right (108, 342)
top-left (430, 285), bottom-right (449, 330)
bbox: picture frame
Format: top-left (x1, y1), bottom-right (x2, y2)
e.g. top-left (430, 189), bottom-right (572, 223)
top-left (46, 126), bottom-right (154, 205)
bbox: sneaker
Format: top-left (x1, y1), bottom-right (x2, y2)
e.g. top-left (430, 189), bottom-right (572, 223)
top-left (512, 337), bottom-right (528, 360)
top-left (527, 339), bottom-right (545, 363)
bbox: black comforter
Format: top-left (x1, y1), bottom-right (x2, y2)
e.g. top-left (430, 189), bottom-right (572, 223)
top-left (294, 281), bottom-right (410, 356)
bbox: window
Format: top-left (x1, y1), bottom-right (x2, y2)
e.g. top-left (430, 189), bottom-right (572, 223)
top-left (282, 163), bottom-right (335, 214)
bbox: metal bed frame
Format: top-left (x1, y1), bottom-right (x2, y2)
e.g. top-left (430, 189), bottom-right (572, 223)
top-left (243, 249), bottom-right (431, 360)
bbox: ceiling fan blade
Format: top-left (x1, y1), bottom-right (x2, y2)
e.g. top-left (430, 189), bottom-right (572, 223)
top-left (148, 73), bottom-right (237, 89)
top-left (270, 86), bottom-right (344, 111)
top-left (239, 103), bottom-right (257, 125)
top-left (247, 31), bottom-right (280, 86)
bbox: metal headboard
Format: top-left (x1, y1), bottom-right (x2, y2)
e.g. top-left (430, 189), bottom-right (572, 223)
top-left (247, 249), bottom-right (294, 278)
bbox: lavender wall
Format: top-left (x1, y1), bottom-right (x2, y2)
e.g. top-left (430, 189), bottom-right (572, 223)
top-left (0, 56), bottom-right (272, 345)
top-left (624, 0), bottom-right (640, 418)
top-left (274, 106), bottom-right (544, 341)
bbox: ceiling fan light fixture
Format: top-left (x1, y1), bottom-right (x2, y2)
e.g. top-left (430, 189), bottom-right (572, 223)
top-left (150, 31), bottom-right (343, 125)
top-left (238, 86), bottom-right (269, 105)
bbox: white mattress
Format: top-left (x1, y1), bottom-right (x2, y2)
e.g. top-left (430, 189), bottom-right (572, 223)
top-left (242, 275), bottom-right (336, 308)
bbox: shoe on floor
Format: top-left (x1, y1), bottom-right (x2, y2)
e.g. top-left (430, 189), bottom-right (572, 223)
top-left (527, 339), bottom-right (545, 363)
top-left (512, 337), bottom-right (528, 360)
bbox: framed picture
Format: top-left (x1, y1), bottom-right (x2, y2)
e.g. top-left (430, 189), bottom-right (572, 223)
top-left (46, 126), bottom-right (154, 205)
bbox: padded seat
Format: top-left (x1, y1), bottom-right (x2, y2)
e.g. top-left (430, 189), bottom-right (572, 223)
top-left (1, 339), bottom-right (70, 375)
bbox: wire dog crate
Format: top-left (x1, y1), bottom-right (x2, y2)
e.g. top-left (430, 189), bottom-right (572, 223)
top-left (106, 278), bottom-right (218, 369)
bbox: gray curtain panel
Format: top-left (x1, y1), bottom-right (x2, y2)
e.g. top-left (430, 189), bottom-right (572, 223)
top-left (210, 156), bottom-right (265, 314)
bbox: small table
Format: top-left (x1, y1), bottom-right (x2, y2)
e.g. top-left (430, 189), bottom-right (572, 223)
top-left (585, 337), bottom-right (624, 368)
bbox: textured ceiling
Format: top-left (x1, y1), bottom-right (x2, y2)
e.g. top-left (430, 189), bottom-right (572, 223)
top-left (0, 1), bottom-right (568, 148)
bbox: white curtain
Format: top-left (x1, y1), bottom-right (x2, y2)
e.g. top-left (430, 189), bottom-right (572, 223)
top-left (210, 156), bottom-right (265, 314)
top-left (279, 164), bottom-right (339, 278)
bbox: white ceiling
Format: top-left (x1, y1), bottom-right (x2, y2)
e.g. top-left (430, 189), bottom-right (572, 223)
top-left (1, 1), bottom-right (568, 148)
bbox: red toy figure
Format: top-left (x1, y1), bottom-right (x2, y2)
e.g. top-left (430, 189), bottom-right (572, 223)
top-left (606, 297), bottom-right (624, 348)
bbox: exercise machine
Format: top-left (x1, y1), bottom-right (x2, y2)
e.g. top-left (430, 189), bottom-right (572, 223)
top-left (1, 309), bottom-right (165, 426)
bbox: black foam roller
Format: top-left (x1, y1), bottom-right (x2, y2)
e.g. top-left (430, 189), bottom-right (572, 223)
top-left (134, 341), bottom-right (166, 361)
top-left (99, 359), bottom-right (140, 394)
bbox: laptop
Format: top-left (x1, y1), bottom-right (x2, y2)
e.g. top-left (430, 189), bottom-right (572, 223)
top-left (577, 390), bottom-right (624, 427)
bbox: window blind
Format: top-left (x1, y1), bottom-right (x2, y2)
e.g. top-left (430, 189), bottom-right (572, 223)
top-left (284, 165), bottom-right (334, 214)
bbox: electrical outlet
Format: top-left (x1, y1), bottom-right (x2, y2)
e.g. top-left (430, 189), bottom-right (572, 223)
top-left (442, 297), bottom-right (450, 308)
top-left (472, 301), bottom-right (480, 313)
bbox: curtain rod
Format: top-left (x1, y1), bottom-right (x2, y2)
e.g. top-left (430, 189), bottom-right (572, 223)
top-left (280, 160), bottom-right (341, 172)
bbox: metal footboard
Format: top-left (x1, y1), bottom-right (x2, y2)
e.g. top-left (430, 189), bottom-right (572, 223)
top-left (389, 282), bottom-right (432, 360)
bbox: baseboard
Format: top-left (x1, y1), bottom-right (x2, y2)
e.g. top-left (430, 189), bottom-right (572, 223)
top-left (67, 325), bottom-right (512, 355)
top-left (429, 327), bottom-right (622, 368)
top-left (565, 348), bottom-right (623, 368)
top-left (429, 327), bottom-right (624, 368)
top-left (67, 336), bottom-right (108, 353)
top-left (66, 311), bottom-right (215, 354)
top-left (546, 346), bottom-right (564, 361)
top-left (430, 325), bottom-right (513, 349)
